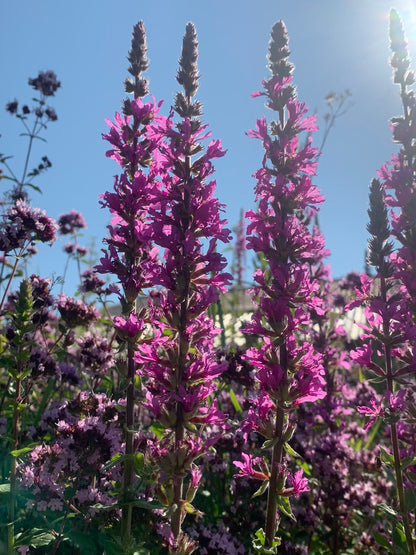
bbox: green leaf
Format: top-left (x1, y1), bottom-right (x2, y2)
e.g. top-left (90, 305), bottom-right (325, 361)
top-left (284, 442), bottom-right (302, 459)
top-left (379, 446), bottom-right (395, 467)
top-left (26, 183), bottom-right (42, 193)
top-left (101, 537), bottom-right (124, 555)
top-left (91, 502), bottom-right (119, 511)
top-left (64, 486), bottom-right (77, 501)
top-left (363, 416), bottom-right (381, 449)
top-left (262, 437), bottom-right (278, 450)
top-left (30, 532), bottom-right (55, 548)
top-left (392, 523), bottom-right (406, 548)
top-left (134, 452), bottom-right (144, 474)
top-left (102, 453), bottom-right (124, 471)
top-left (252, 480), bottom-right (269, 499)
top-left (11, 446), bottom-right (34, 457)
top-left (67, 530), bottom-right (99, 553)
top-left (19, 132), bottom-right (47, 142)
top-left (404, 487), bottom-right (416, 511)
top-left (132, 498), bottom-right (160, 510)
top-left (229, 387), bottom-right (242, 414)
top-left (401, 455), bottom-right (416, 470)
top-left (379, 502), bottom-right (398, 517)
top-left (150, 423), bottom-right (165, 439)
top-left (252, 527), bottom-right (280, 554)
top-left (373, 531), bottom-right (391, 549)
top-left (0, 483), bottom-right (11, 494)
top-left (277, 495), bottom-right (295, 521)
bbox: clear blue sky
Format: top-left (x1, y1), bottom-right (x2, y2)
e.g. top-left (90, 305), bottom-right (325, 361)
top-left (1, 0), bottom-right (416, 295)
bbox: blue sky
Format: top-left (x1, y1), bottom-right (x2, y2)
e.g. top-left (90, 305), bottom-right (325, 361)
top-left (1, 0), bottom-right (416, 295)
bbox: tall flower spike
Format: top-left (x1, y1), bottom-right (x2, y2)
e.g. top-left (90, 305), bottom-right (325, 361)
top-left (134, 22), bottom-right (231, 554)
top-left (174, 22), bottom-right (202, 118)
top-left (389, 9), bottom-right (411, 85)
top-left (124, 20), bottom-right (150, 112)
top-left (267, 20), bottom-right (296, 113)
top-left (237, 19), bottom-right (326, 552)
top-left (268, 20), bottom-right (295, 78)
top-left (366, 178), bottom-right (393, 275)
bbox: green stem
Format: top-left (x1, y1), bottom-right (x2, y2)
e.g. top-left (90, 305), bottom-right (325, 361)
top-left (171, 285), bottom-right (189, 544)
top-left (34, 378), bottom-right (55, 427)
top-left (380, 276), bottom-right (414, 553)
top-left (264, 342), bottom-right (287, 549)
top-left (264, 405), bottom-right (285, 548)
top-left (121, 340), bottom-right (136, 546)
top-left (8, 376), bottom-right (21, 555)
top-left (216, 297), bottom-right (226, 349)
top-left (170, 146), bottom-right (192, 548)
top-left (20, 109), bottom-right (42, 190)
top-left (0, 246), bottom-right (26, 312)
top-left (49, 504), bottom-right (70, 555)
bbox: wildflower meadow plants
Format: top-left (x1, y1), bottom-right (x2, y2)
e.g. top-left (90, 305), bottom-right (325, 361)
top-left (1, 9), bottom-right (416, 555)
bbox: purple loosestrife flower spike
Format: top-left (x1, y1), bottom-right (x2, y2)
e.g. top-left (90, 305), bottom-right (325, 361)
top-left (237, 20), bottom-right (327, 550)
top-left (98, 21), bottom-right (165, 547)
top-left (134, 23), bottom-right (231, 554)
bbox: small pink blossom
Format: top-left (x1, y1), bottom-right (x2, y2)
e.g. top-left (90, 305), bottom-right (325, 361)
top-left (286, 469), bottom-right (309, 497)
top-left (233, 453), bottom-right (268, 481)
top-left (357, 397), bottom-right (385, 431)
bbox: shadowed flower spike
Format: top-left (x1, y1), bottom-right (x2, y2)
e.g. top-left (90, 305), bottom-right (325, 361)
top-left (177, 22), bottom-right (199, 98)
top-left (266, 21), bottom-right (296, 111)
top-left (366, 178), bottom-right (393, 274)
top-left (124, 20), bottom-right (150, 111)
top-left (174, 22), bottom-right (202, 118)
top-left (268, 20), bottom-right (295, 79)
top-left (389, 9), bottom-right (411, 85)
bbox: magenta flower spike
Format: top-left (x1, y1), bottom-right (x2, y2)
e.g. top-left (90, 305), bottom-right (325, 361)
top-left (235, 20), bottom-right (327, 551)
top-left (97, 20), bottom-right (169, 547)
top-left (133, 22), bottom-right (232, 554)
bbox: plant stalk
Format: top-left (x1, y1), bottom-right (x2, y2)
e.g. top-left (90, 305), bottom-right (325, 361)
top-left (380, 276), bottom-right (414, 553)
top-left (264, 342), bottom-right (287, 549)
top-left (121, 340), bottom-right (136, 545)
